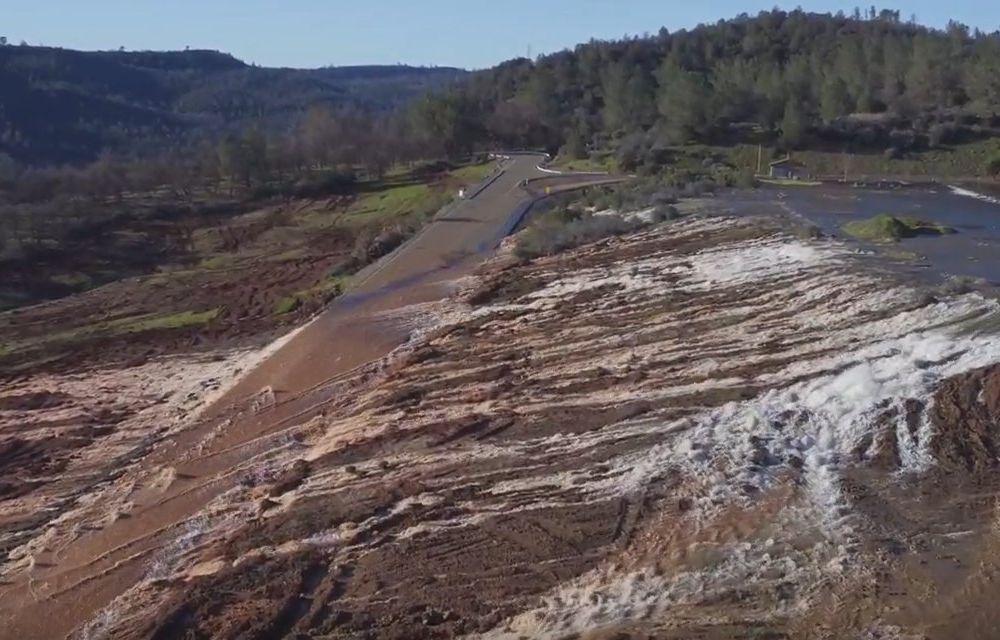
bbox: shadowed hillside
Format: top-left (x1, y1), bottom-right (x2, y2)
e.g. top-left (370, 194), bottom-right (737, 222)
top-left (0, 45), bottom-right (465, 165)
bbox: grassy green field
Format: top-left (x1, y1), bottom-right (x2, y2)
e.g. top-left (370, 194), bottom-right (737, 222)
top-left (1, 307), bottom-right (222, 357)
top-left (450, 162), bottom-right (494, 183)
top-left (677, 139), bottom-right (1000, 180)
top-left (343, 183), bottom-right (447, 227)
top-left (339, 160), bottom-right (494, 227)
top-left (114, 308), bottom-right (223, 332)
top-left (796, 139), bottom-right (1000, 179)
top-left (274, 275), bottom-right (347, 316)
top-left (165, 160), bottom-right (496, 322)
top-left (551, 155), bottom-right (618, 173)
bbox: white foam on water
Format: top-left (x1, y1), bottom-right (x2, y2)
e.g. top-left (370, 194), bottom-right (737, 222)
top-left (466, 226), bottom-right (1000, 530)
top-left (950, 185), bottom-right (1000, 206)
top-left (684, 237), bottom-right (842, 290)
top-left (464, 225), bottom-right (1000, 637)
top-left (593, 206), bottom-right (660, 223)
top-left (479, 536), bottom-right (837, 639)
top-left (490, 297), bottom-right (1000, 534)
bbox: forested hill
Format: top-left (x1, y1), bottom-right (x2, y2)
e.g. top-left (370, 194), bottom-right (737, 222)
top-left (0, 45), bottom-right (465, 165)
top-left (417, 9), bottom-right (1000, 169)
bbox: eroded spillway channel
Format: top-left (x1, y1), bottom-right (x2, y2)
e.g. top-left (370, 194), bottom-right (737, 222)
top-left (30, 216), bottom-right (1000, 639)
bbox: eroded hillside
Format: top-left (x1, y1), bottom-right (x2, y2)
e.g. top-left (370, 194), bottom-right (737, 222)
top-left (4, 216), bottom-right (1000, 639)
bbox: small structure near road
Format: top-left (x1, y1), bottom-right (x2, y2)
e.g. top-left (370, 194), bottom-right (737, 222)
top-left (768, 157), bottom-right (811, 180)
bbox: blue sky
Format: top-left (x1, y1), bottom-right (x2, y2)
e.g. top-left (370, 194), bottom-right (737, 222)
top-left (3, 1), bottom-right (999, 69)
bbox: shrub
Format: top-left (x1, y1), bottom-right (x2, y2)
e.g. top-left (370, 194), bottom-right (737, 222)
top-left (647, 145), bottom-right (673, 166)
top-left (292, 169), bottom-right (357, 198)
top-left (514, 212), bottom-right (643, 259)
top-left (367, 226), bottom-right (408, 259)
top-left (679, 180), bottom-right (713, 198)
top-left (351, 224), bottom-right (410, 263)
top-left (651, 188), bottom-right (679, 205)
top-left (616, 133), bottom-right (645, 172)
top-left (888, 128), bottom-right (918, 151)
top-left (734, 169), bottom-right (757, 189)
top-left (412, 161), bottom-right (453, 178)
top-left (928, 122), bottom-right (962, 148)
top-left (842, 214), bottom-right (954, 243)
top-left (273, 296), bottom-right (301, 315)
top-left (987, 154), bottom-right (1000, 177)
top-left (936, 275), bottom-right (979, 296)
top-left (792, 223), bottom-right (824, 240)
top-left (560, 133), bottom-right (588, 160)
top-left (650, 205), bottom-right (679, 223)
top-left (637, 164), bottom-right (659, 178)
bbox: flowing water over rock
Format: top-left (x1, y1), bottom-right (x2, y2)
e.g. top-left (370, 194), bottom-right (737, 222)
top-left (6, 215), bottom-right (1000, 639)
top-left (716, 184), bottom-right (1000, 285)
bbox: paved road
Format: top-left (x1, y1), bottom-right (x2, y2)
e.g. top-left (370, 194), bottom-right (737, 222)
top-left (0, 153), bottom-right (623, 639)
top-left (212, 152), bottom-right (618, 400)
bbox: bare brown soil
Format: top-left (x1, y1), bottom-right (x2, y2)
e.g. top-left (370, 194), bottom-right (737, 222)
top-left (107, 221), bottom-right (793, 640)
top-left (1, 234), bottom-right (348, 371)
top-left (929, 365), bottom-right (1000, 472)
top-left (4, 165), bottom-right (1000, 639)
top-left (0, 161), bottom-right (502, 376)
top-left (0, 155), bottom-right (630, 639)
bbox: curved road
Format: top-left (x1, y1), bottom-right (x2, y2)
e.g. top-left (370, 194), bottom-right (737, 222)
top-left (0, 153), bottom-right (624, 639)
top-left (213, 152), bottom-right (619, 401)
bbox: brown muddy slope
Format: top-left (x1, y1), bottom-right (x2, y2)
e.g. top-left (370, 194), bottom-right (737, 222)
top-left (6, 216), bottom-right (1000, 640)
top-left (0, 217), bottom-right (354, 375)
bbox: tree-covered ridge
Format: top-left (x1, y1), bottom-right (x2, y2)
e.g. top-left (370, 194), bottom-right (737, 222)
top-left (0, 44), bottom-right (465, 165)
top-left (415, 8), bottom-right (1000, 164)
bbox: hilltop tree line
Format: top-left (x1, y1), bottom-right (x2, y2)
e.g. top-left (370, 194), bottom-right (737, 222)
top-left (6, 7), bottom-right (1000, 209)
top-left (0, 104), bottom-right (441, 209)
top-left (0, 98), bottom-right (493, 272)
top-left (412, 8), bottom-right (1000, 169)
top-left (0, 44), bottom-right (464, 165)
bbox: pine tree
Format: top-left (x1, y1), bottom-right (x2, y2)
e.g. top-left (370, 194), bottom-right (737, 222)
top-left (780, 99), bottom-right (806, 148)
top-left (656, 62), bottom-right (711, 143)
top-left (600, 62), bottom-right (630, 132)
top-left (820, 77), bottom-right (852, 121)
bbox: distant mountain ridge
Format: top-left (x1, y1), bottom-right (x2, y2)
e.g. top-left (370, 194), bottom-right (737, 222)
top-left (0, 45), bottom-right (466, 165)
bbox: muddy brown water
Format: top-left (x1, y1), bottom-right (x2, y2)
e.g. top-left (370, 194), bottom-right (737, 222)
top-left (0, 156), bottom-right (624, 640)
top-left (8, 179), bottom-right (1000, 639)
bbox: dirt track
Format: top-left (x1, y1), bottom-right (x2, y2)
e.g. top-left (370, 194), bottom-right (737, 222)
top-left (0, 154), bottom-right (620, 639)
